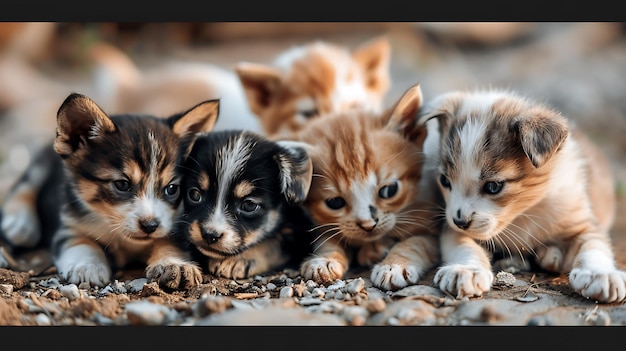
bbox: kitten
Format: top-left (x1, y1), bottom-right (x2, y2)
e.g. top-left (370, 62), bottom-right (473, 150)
top-left (172, 130), bottom-right (314, 279)
top-left (417, 89), bottom-right (625, 303)
top-left (291, 84), bottom-right (442, 290)
top-left (1, 93), bottom-right (219, 289)
top-left (235, 36), bottom-right (391, 138)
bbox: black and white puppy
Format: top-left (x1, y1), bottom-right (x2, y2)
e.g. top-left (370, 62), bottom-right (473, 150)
top-left (173, 130), bottom-right (314, 279)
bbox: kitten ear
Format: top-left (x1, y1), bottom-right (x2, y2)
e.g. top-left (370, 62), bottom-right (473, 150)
top-left (416, 92), bottom-right (464, 139)
top-left (235, 62), bottom-right (283, 117)
top-left (353, 36), bottom-right (391, 95)
top-left (512, 107), bottom-right (569, 168)
top-left (54, 93), bottom-right (115, 158)
top-left (167, 99), bottom-right (220, 137)
top-left (274, 140), bottom-right (314, 205)
top-left (385, 83), bottom-right (427, 145)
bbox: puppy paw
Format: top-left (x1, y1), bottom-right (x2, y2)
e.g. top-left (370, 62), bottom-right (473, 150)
top-left (59, 263), bottom-right (111, 288)
top-left (300, 257), bottom-right (346, 284)
top-left (536, 246), bottom-right (563, 272)
top-left (1, 205), bottom-right (40, 248)
top-left (371, 263), bottom-right (421, 291)
top-left (146, 260), bottom-right (203, 290)
top-left (208, 257), bottom-right (255, 279)
top-left (434, 264), bottom-right (493, 298)
top-left (569, 268), bottom-right (626, 303)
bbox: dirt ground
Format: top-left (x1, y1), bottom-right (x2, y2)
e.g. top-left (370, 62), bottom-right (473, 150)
top-left (1, 22), bottom-right (626, 326)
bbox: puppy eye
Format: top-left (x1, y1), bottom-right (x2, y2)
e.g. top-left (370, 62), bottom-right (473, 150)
top-left (240, 199), bottom-right (261, 215)
top-left (379, 181), bottom-right (398, 199)
top-left (439, 174), bottom-right (451, 189)
top-left (325, 197), bottom-right (346, 210)
top-left (299, 108), bottom-right (318, 119)
top-left (187, 188), bottom-right (202, 204)
top-left (113, 179), bottom-right (131, 192)
top-left (483, 181), bottom-right (504, 195)
top-left (164, 183), bottom-right (179, 198)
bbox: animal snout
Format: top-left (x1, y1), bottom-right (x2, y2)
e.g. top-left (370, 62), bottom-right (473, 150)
top-left (202, 229), bottom-right (223, 244)
top-left (357, 219), bottom-right (378, 232)
top-left (139, 218), bottom-right (161, 234)
top-left (453, 217), bottom-right (472, 230)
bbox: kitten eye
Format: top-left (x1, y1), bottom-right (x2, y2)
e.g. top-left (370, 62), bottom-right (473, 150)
top-left (483, 181), bottom-right (504, 195)
top-left (299, 108), bottom-right (318, 119)
top-left (439, 174), bottom-right (451, 189)
top-left (239, 199), bottom-right (261, 216)
top-left (325, 197), bottom-right (346, 210)
top-left (379, 181), bottom-right (399, 199)
top-left (187, 188), bottom-right (202, 204)
top-left (164, 183), bottom-right (179, 198)
top-left (113, 179), bottom-right (131, 192)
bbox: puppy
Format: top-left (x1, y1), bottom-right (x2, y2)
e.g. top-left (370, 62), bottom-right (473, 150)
top-left (1, 93), bottom-right (219, 289)
top-left (172, 130), bottom-right (314, 279)
top-left (417, 89), bottom-right (625, 303)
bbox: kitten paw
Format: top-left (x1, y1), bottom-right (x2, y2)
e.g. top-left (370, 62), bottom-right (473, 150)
top-left (536, 246), bottom-right (563, 272)
top-left (208, 257), bottom-right (255, 279)
top-left (1, 206), bottom-right (40, 248)
top-left (59, 263), bottom-right (111, 288)
top-left (300, 257), bottom-right (346, 284)
top-left (569, 268), bottom-right (626, 303)
top-left (371, 263), bottom-right (421, 291)
top-left (146, 261), bottom-right (202, 290)
top-left (434, 264), bottom-right (493, 298)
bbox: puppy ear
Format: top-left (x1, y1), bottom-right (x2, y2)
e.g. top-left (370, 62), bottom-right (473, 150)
top-left (54, 93), bottom-right (115, 158)
top-left (415, 92), bottom-right (465, 139)
top-left (385, 83), bottom-right (427, 146)
top-left (353, 36), bottom-right (391, 95)
top-left (513, 107), bottom-right (569, 168)
top-left (235, 62), bottom-right (283, 117)
top-left (167, 99), bottom-right (220, 137)
top-left (274, 140), bottom-right (314, 205)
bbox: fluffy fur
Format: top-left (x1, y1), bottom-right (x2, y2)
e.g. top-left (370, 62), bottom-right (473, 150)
top-left (172, 130), bottom-right (314, 279)
top-left (417, 89), bottom-right (624, 303)
top-left (236, 36), bottom-right (391, 138)
top-left (291, 84), bottom-right (442, 290)
top-left (1, 93), bottom-right (219, 289)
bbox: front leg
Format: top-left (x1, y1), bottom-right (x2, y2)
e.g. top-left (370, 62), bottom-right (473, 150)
top-left (300, 236), bottom-right (350, 284)
top-left (371, 235), bottom-right (439, 291)
top-left (145, 238), bottom-right (202, 290)
top-left (434, 227), bottom-right (494, 298)
top-left (53, 228), bottom-right (111, 287)
top-left (567, 232), bottom-right (626, 303)
top-left (208, 237), bottom-right (288, 279)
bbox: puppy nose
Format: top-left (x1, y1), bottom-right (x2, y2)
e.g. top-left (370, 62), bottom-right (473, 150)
top-left (202, 229), bottom-right (223, 244)
top-left (139, 218), bottom-right (160, 234)
top-left (453, 218), bottom-right (471, 230)
top-left (357, 219), bottom-right (377, 232)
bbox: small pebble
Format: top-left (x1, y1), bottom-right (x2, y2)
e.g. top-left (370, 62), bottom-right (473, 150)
top-left (35, 313), bottom-right (52, 326)
top-left (59, 284), bottom-right (81, 301)
top-left (127, 278), bottom-right (148, 293)
top-left (311, 288), bottom-right (325, 298)
top-left (346, 278), bottom-right (365, 294)
top-left (0, 284), bottom-right (13, 294)
top-left (266, 283), bottom-right (277, 290)
top-left (494, 271), bottom-right (516, 286)
top-left (125, 300), bottom-right (176, 326)
top-left (305, 280), bottom-right (318, 290)
top-left (327, 280), bottom-right (346, 291)
top-left (279, 286), bottom-right (294, 298)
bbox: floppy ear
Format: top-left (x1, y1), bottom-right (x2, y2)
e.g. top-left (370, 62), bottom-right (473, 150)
top-left (415, 92), bottom-right (464, 140)
top-left (167, 99), bottom-right (220, 137)
top-left (512, 107), bottom-right (569, 168)
top-left (353, 36), bottom-right (391, 95)
top-left (274, 140), bottom-right (314, 205)
top-left (384, 83), bottom-right (427, 146)
top-left (235, 62), bottom-right (283, 117)
top-left (54, 93), bottom-right (115, 158)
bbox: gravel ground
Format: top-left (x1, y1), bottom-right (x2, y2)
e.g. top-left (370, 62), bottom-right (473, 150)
top-left (1, 22), bottom-right (626, 326)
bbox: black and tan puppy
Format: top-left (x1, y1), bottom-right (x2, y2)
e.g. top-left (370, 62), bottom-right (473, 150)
top-left (1, 93), bottom-right (219, 289)
top-left (172, 130), bottom-right (314, 279)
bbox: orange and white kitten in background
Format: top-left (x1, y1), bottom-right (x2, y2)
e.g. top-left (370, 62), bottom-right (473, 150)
top-left (90, 36), bottom-right (391, 138)
top-left (290, 84), bottom-right (442, 290)
top-left (417, 89), bottom-right (625, 303)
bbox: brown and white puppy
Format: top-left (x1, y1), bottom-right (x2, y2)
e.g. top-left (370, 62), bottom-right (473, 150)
top-left (417, 89), bottom-right (624, 303)
top-left (1, 93), bottom-right (219, 289)
top-left (172, 130), bottom-right (314, 279)
top-left (236, 36), bottom-right (391, 138)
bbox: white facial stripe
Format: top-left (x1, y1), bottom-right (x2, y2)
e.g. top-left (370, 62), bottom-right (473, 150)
top-left (331, 63), bottom-right (369, 112)
top-left (351, 172), bottom-right (377, 220)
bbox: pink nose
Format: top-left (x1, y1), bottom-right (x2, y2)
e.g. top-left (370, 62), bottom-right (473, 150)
top-left (357, 219), bottom-right (377, 232)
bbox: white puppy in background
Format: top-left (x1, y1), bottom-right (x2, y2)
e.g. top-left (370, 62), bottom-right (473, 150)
top-left (417, 89), bottom-right (625, 303)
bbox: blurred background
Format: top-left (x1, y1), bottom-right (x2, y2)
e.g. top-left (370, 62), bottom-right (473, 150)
top-left (1, 22), bottom-right (625, 262)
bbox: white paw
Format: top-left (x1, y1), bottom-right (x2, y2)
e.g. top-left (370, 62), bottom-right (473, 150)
top-left (371, 263), bottom-right (421, 291)
top-left (537, 246), bottom-right (563, 272)
top-left (146, 260), bottom-right (202, 290)
top-left (569, 268), bottom-right (626, 303)
top-left (1, 207), bottom-right (40, 248)
top-left (434, 264), bottom-right (494, 298)
top-left (59, 263), bottom-right (111, 288)
top-left (300, 257), bottom-right (346, 284)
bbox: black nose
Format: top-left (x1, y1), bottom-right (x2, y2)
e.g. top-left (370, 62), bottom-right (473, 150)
top-left (202, 229), bottom-right (223, 244)
top-left (139, 218), bottom-right (160, 234)
top-left (453, 218), bottom-right (471, 230)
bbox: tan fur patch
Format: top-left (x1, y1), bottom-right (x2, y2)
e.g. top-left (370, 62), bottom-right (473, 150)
top-left (233, 181), bottom-right (254, 198)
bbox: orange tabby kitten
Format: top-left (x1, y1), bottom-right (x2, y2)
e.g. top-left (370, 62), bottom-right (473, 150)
top-left (290, 84), bottom-right (442, 290)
